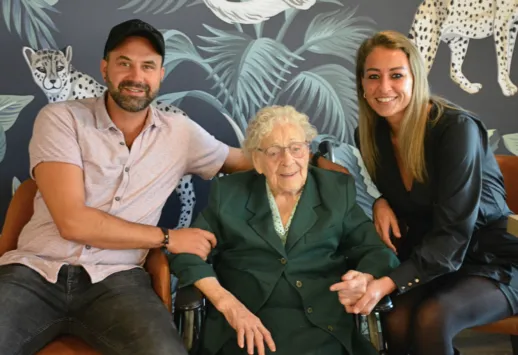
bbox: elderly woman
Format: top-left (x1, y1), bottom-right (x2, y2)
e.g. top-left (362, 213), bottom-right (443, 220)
top-left (169, 105), bottom-right (399, 355)
top-left (351, 30), bottom-right (518, 355)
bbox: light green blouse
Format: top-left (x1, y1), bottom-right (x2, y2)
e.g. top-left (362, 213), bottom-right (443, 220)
top-left (265, 181), bottom-right (302, 245)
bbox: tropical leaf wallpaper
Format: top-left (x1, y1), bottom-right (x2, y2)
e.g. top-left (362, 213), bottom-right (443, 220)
top-left (0, 0), bottom-right (517, 228)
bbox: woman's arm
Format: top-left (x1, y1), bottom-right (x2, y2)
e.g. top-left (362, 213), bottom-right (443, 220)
top-left (341, 175), bottom-right (400, 278)
top-left (389, 115), bottom-right (484, 294)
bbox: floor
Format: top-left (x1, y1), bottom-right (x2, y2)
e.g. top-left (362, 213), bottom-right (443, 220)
top-left (454, 330), bottom-right (513, 355)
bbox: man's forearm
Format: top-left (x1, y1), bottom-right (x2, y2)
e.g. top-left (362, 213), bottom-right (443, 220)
top-left (60, 206), bottom-right (163, 249)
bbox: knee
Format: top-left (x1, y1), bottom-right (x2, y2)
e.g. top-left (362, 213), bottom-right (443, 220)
top-left (414, 298), bottom-right (454, 336)
top-left (382, 307), bottom-right (412, 341)
top-left (106, 325), bottom-right (188, 355)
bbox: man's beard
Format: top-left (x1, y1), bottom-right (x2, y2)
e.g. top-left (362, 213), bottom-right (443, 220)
top-left (106, 76), bottom-right (158, 113)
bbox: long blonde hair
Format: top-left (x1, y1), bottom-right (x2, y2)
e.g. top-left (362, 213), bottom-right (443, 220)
top-left (356, 30), bottom-right (447, 183)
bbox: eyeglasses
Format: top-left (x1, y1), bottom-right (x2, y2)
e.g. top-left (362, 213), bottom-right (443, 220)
top-left (257, 142), bottom-right (309, 160)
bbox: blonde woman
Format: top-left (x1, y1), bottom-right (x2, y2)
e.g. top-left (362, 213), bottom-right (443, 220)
top-left (351, 30), bottom-right (518, 355)
top-left (170, 105), bottom-right (399, 355)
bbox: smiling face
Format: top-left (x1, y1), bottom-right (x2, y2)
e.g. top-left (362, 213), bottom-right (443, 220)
top-left (361, 46), bottom-right (414, 124)
top-left (101, 36), bottom-right (164, 113)
top-left (252, 123), bottom-right (310, 196)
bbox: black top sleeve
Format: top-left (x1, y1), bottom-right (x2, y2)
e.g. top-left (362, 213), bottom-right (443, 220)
top-left (388, 116), bottom-right (484, 294)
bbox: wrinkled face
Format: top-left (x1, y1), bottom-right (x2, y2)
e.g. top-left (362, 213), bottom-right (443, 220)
top-left (361, 47), bottom-right (414, 123)
top-left (252, 123), bottom-right (310, 195)
top-left (101, 36), bottom-right (164, 112)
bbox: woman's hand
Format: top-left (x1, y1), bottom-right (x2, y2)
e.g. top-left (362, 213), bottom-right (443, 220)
top-left (330, 270), bottom-right (373, 312)
top-left (348, 277), bottom-right (397, 315)
top-left (373, 198), bottom-right (401, 253)
top-left (216, 295), bottom-right (276, 355)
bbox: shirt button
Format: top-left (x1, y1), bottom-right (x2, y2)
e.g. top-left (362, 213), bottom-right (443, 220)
top-left (85, 245), bottom-right (91, 250)
top-left (307, 307), bottom-right (313, 314)
top-left (296, 281), bottom-right (303, 288)
top-left (327, 325), bottom-right (334, 332)
top-left (119, 141), bottom-right (125, 146)
top-left (124, 167), bottom-right (130, 172)
top-left (280, 258), bottom-right (287, 265)
top-left (115, 196), bottom-right (121, 201)
top-left (109, 127), bottom-right (116, 131)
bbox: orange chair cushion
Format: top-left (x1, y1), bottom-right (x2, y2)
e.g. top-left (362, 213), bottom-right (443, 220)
top-left (471, 155), bottom-right (518, 335)
top-left (472, 316), bottom-right (518, 336)
top-left (36, 335), bottom-right (100, 355)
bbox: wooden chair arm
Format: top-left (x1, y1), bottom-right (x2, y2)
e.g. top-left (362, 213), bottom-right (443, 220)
top-left (144, 248), bottom-right (172, 313)
top-left (0, 179), bottom-right (38, 257)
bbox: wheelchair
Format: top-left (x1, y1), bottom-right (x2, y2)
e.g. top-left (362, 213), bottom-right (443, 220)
top-left (172, 139), bottom-right (392, 354)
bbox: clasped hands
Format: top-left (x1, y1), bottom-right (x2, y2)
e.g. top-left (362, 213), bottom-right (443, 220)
top-left (330, 270), bottom-right (396, 315)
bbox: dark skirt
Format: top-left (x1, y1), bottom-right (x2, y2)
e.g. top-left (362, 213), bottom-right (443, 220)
top-left (398, 218), bottom-right (518, 314)
top-left (218, 276), bottom-right (348, 355)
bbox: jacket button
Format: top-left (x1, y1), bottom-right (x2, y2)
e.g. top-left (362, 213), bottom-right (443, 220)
top-left (415, 278), bottom-right (420, 283)
top-left (327, 325), bottom-right (334, 332)
top-left (307, 307), bottom-right (313, 314)
top-left (280, 258), bottom-right (287, 265)
top-left (296, 281), bottom-right (302, 288)
top-left (401, 286), bottom-right (406, 290)
top-left (408, 282), bottom-right (413, 287)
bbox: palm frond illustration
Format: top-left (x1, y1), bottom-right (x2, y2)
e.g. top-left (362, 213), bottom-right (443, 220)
top-left (503, 133), bottom-right (518, 156)
top-left (0, 95), bottom-right (34, 163)
top-left (128, 3), bottom-right (373, 144)
top-left (12, 176), bottom-right (21, 196)
top-left (273, 8), bottom-right (373, 143)
top-left (199, 25), bottom-right (302, 128)
top-left (118, 0), bottom-right (202, 15)
top-left (2, 0), bottom-right (59, 49)
top-left (281, 64), bottom-right (356, 143)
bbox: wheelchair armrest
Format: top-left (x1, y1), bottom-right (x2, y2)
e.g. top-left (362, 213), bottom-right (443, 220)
top-left (175, 284), bottom-right (205, 312)
top-left (373, 295), bottom-right (393, 313)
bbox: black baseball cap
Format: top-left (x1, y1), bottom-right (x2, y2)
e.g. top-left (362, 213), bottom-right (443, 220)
top-left (103, 19), bottom-right (165, 62)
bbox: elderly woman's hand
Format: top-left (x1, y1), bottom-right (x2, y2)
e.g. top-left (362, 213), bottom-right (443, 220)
top-left (373, 198), bottom-right (401, 254)
top-left (348, 277), bottom-right (397, 315)
top-left (330, 270), bottom-right (373, 312)
top-left (216, 294), bottom-right (276, 355)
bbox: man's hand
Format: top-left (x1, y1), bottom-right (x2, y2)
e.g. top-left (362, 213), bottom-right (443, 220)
top-left (330, 270), bottom-right (373, 312)
top-left (166, 228), bottom-right (217, 260)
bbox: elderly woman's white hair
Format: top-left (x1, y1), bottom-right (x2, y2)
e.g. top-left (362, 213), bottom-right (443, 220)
top-left (243, 105), bottom-right (318, 158)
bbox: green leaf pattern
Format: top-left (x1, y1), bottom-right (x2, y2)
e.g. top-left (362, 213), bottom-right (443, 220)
top-left (0, 95), bottom-right (34, 163)
top-left (2, 0), bottom-right (59, 49)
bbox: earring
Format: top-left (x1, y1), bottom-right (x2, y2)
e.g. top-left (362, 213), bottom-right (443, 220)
top-left (363, 92), bottom-right (366, 99)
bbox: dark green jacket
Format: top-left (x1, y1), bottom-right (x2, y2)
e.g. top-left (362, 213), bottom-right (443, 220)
top-left (170, 167), bottom-right (399, 355)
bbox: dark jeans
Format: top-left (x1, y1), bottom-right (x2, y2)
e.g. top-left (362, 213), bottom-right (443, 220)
top-left (0, 264), bottom-right (188, 355)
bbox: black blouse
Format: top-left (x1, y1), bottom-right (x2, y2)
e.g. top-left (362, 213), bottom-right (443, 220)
top-left (355, 103), bottom-right (514, 294)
